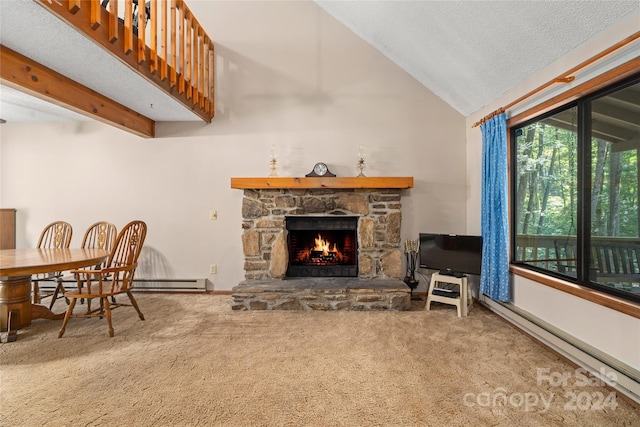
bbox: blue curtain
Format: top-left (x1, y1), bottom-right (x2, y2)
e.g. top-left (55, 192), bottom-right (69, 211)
top-left (480, 114), bottom-right (510, 302)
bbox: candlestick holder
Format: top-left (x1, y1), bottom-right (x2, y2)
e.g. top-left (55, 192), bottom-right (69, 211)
top-left (357, 158), bottom-right (366, 177)
top-left (269, 158), bottom-right (279, 176)
top-left (357, 145), bottom-right (366, 177)
top-left (269, 145), bottom-right (279, 177)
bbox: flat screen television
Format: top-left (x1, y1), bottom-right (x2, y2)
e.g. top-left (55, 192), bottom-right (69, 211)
top-left (419, 233), bottom-right (483, 277)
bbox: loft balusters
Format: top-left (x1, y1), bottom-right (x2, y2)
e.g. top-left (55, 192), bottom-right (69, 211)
top-left (38, 0), bottom-right (215, 123)
top-left (101, 0), bottom-right (149, 36)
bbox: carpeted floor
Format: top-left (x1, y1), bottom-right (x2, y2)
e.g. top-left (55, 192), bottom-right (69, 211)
top-left (0, 294), bottom-right (637, 426)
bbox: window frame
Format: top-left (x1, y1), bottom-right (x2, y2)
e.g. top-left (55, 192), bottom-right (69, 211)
top-left (508, 65), bottom-right (640, 312)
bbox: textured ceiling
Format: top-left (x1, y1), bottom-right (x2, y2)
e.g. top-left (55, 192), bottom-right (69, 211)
top-left (316, 0), bottom-right (639, 116)
top-left (1, 1), bottom-right (638, 123)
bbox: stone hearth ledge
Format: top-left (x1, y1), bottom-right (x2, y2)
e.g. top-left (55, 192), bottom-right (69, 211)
top-left (232, 278), bottom-right (411, 311)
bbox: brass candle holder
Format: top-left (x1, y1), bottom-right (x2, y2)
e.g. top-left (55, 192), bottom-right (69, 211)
top-left (357, 145), bottom-right (366, 177)
top-left (269, 145), bottom-right (279, 177)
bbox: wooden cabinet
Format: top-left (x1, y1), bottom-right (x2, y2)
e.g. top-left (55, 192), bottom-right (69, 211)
top-left (0, 209), bottom-right (16, 249)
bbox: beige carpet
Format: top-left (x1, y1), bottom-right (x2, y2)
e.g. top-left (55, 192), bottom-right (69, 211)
top-left (0, 294), bottom-right (637, 426)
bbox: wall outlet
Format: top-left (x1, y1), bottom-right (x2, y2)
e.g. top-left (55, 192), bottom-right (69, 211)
top-left (209, 210), bottom-right (217, 220)
top-left (210, 264), bottom-right (217, 275)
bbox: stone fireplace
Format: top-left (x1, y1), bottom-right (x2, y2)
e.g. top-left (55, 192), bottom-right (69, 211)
top-left (230, 176), bottom-right (414, 311)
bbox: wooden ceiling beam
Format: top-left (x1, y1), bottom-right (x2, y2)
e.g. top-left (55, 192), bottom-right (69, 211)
top-left (0, 45), bottom-right (154, 138)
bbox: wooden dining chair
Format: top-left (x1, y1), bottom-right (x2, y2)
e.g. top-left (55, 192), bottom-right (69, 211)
top-left (32, 221), bottom-right (73, 308)
top-left (72, 221), bottom-right (118, 306)
top-left (58, 220), bottom-right (147, 338)
top-left (82, 221), bottom-right (118, 254)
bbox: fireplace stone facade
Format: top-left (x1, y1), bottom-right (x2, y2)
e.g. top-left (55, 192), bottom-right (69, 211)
top-left (239, 188), bottom-right (404, 280)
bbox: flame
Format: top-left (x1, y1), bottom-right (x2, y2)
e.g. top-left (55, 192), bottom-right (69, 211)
top-left (313, 234), bottom-right (337, 256)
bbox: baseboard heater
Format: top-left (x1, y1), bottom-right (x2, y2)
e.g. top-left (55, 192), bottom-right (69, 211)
top-left (132, 278), bottom-right (207, 292)
top-left (40, 278), bottom-right (207, 292)
top-left (480, 296), bottom-right (640, 405)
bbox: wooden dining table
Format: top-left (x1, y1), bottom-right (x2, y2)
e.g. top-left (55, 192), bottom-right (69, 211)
top-left (0, 248), bottom-right (109, 333)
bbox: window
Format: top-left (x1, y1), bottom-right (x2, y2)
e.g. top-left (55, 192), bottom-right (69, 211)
top-left (512, 75), bottom-right (640, 303)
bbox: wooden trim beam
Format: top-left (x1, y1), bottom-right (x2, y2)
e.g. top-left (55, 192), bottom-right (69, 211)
top-left (231, 177), bottom-right (414, 189)
top-left (0, 45), bottom-right (155, 138)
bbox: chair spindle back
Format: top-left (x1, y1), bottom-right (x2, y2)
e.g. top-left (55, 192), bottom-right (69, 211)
top-left (37, 221), bottom-right (72, 249)
top-left (107, 220), bottom-right (147, 287)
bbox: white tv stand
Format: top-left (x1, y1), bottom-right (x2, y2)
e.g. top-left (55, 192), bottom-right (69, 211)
top-left (425, 272), bottom-right (472, 317)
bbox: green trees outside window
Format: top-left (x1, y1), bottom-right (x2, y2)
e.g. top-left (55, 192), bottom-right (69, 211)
top-left (512, 76), bottom-right (640, 303)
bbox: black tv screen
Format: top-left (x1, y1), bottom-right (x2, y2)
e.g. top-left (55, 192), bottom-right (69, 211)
top-left (419, 233), bottom-right (483, 276)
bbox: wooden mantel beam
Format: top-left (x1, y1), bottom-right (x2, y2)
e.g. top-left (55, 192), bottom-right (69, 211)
top-left (231, 177), bottom-right (414, 189)
top-left (0, 45), bottom-right (155, 138)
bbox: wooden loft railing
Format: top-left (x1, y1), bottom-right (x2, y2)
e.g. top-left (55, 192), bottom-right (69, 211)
top-left (38, 0), bottom-right (215, 123)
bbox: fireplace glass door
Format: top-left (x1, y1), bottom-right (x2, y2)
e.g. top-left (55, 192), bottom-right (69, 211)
top-left (286, 216), bottom-right (358, 277)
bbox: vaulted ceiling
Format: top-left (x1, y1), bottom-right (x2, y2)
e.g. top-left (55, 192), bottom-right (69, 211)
top-left (316, 0), bottom-right (639, 117)
top-left (1, 0), bottom-right (638, 124)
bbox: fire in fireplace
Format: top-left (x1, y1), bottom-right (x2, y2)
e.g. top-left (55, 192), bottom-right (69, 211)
top-left (286, 216), bottom-right (358, 277)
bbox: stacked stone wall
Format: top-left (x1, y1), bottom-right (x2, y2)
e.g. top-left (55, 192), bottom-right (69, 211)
top-left (240, 188), bottom-right (403, 280)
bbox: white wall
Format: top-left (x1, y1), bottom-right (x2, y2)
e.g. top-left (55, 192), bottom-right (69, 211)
top-left (465, 12), bottom-right (640, 370)
top-left (0, 0), bottom-right (466, 292)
